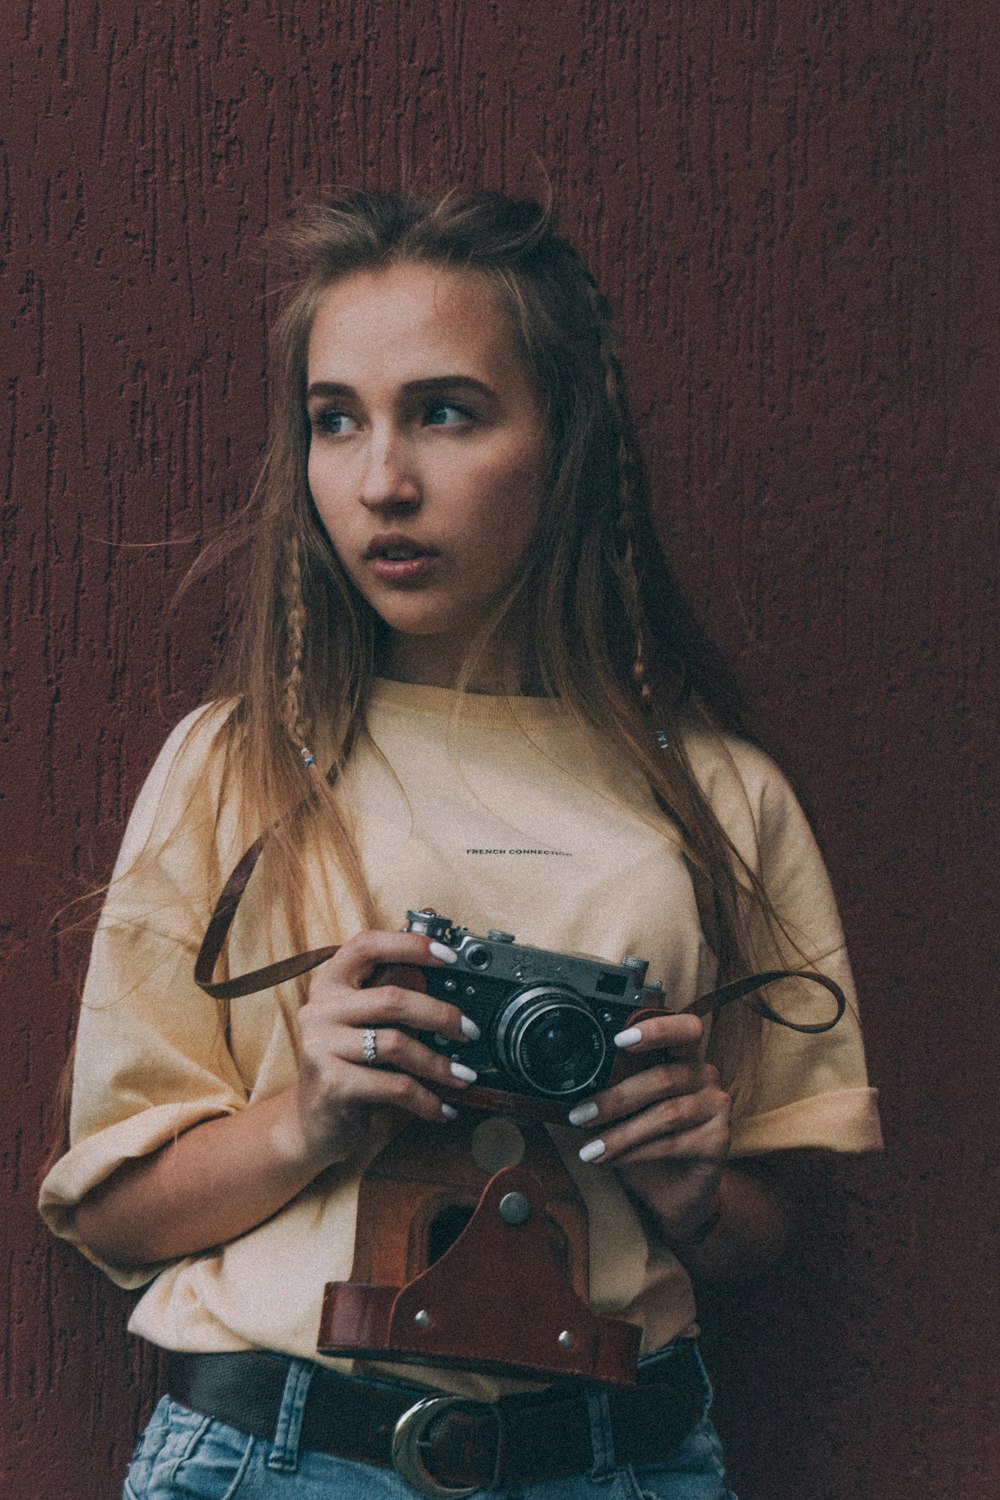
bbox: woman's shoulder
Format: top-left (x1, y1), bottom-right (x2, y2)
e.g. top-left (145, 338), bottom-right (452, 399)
top-left (679, 728), bottom-right (813, 873)
top-left (150, 698), bottom-right (237, 772)
top-left (114, 700), bottom-right (241, 874)
top-left (132, 699), bottom-right (237, 811)
top-left (680, 727), bottom-right (795, 810)
top-left (143, 698), bottom-right (233, 771)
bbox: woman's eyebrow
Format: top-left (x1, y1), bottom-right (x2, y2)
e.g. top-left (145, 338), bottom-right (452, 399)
top-left (306, 381), bottom-right (355, 401)
top-left (306, 375), bottom-right (497, 402)
top-left (403, 376), bottom-right (497, 400)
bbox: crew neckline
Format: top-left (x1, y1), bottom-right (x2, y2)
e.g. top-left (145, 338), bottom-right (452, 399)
top-left (369, 676), bottom-right (568, 730)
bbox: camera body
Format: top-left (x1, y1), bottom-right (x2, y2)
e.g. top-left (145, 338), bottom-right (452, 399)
top-left (405, 909), bottom-right (665, 1113)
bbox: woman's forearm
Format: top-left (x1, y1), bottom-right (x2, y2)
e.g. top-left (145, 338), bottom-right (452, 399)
top-left (73, 1088), bottom-right (332, 1267)
top-left (621, 1158), bottom-right (790, 1281)
top-left (74, 932), bottom-right (479, 1268)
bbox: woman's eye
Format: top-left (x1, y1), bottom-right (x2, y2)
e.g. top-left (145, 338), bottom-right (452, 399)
top-left (424, 402), bottom-right (474, 428)
top-left (311, 409), bottom-right (357, 435)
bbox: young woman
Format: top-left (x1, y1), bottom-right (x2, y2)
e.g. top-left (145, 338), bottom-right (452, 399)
top-left (40, 189), bottom-right (882, 1500)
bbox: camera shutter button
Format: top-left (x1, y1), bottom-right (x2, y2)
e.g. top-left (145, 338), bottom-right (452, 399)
top-left (623, 956), bottom-right (649, 983)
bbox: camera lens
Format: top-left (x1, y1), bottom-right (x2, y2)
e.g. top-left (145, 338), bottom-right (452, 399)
top-left (494, 988), bottom-right (607, 1098)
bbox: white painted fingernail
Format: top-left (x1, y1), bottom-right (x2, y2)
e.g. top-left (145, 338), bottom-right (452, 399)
top-left (429, 941), bottom-right (458, 964)
top-left (567, 1101), bottom-right (599, 1126)
top-left (614, 1026), bottom-right (643, 1049)
top-left (450, 1061), bottom-right (478, 1084)
top-left (460, 1015), bottom-right (482, 1040)
top-left (579, 1138), bottom-right (606, 1163)
top-left (441, 1102), bottom-right (458, 1120)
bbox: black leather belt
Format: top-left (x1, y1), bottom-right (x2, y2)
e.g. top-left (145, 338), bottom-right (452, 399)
top-left (165, 1348), bottom-right (703, 1495)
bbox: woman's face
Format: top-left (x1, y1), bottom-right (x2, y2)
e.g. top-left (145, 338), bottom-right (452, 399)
top-left (305, 260), bottom-right (548, 689)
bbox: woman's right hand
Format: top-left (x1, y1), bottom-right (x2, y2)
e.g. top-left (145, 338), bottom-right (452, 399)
top-left (293, 929), bottom-right (480, 1170)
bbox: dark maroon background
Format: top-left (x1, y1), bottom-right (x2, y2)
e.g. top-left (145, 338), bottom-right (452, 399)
top-left (3, 3), bottom-right (998, 1496)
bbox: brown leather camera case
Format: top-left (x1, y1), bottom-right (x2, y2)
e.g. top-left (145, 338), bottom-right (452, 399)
top-left (317, 1112), bottom-right (642, 1385)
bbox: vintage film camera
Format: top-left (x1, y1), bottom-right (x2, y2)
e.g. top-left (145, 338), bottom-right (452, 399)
top-left (405, 908), bottom-right (665, 1113)
top-left (319, 914), bottom-right (844, 1387)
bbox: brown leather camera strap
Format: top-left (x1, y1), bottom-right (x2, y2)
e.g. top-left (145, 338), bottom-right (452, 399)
top-left (684, 967), bottom-right (846, 1033)
top-left (193, 830), bottom-right (846, 1031)
top-left (193, 830), bottom-right (344, 1000)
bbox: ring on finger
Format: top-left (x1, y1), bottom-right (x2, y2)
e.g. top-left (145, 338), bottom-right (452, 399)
top-left (362, 1027), bottom-right (378, 1065)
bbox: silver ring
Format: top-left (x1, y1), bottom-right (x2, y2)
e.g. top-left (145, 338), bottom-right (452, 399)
top-left (362, 1027), bottom-right (378, 1065)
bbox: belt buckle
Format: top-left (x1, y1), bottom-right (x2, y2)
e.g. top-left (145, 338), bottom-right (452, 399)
top-left (391, 1395), bottom-right (488, 1499)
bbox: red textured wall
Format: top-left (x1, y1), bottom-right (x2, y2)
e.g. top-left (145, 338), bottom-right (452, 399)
top-left (3, 3), bottom-right (998, 1496)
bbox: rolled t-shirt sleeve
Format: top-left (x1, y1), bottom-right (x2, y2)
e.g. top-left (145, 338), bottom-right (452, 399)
top-left (39, 706), bottom-right (250, 1287)
top-left (689, 737), bottom-right (883, 1158)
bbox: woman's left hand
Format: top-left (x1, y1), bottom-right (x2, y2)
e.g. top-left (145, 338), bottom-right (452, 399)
top-left (566, 1012), bottom-right (732, 1243)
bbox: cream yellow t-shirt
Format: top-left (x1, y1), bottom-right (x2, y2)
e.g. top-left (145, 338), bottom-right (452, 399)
top-left (39, 680), bottom-right (882, 1398)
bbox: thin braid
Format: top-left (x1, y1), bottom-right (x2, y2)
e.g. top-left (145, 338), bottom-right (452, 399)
top-left (580, 272), bottom-right (654, 714)
top-left (280, 529), bottom-right (317, 770)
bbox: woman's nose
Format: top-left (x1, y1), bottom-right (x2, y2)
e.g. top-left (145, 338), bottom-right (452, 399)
top-left (359, 427), bottom-right (420, 510)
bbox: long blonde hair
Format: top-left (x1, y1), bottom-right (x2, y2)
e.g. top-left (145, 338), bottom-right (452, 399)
top-left (193, 189), bottom-right (791, 1074)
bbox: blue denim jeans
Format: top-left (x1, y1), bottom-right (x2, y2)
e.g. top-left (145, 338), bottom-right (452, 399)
top-left (123, 1343), bottom-right (737, 1500)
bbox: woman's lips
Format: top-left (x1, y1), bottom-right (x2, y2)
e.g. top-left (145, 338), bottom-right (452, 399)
top-left (364, 537), bottom-right (440, 584)
top-left (368, 554), bottom-right (437, 583)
